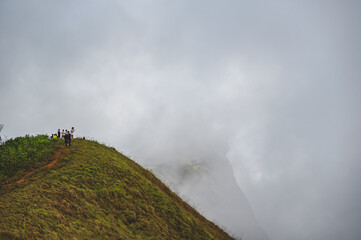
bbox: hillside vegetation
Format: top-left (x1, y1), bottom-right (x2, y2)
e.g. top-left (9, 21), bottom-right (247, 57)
top-left (0, 135), bottom-right (62, 184)
top-left (0, 136), bottom-right (233, 240)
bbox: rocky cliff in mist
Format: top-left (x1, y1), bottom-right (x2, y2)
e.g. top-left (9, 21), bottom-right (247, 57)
top-left (149, 157), bottom-right (269, 240)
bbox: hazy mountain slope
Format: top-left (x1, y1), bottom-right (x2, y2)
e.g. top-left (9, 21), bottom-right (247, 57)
top-left (0, 136), bottom-right (233, 240)
top-left (150, 157), bottom-right (268, 240)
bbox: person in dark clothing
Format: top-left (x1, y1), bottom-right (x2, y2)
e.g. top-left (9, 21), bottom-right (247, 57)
top-left (57, 129), bottom-right (61, 138)
top-left (64, 132), bottom-right (68, 146)
top-left (64, 130), bottom-right (70, 147)
top-left (68, 131), bottom-right (71, 147)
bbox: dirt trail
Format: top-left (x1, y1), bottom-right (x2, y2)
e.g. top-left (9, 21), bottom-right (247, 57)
top-left (46, 150), bottom-right (63, 168)
top-left (3, 148), bottom-right (66, 187)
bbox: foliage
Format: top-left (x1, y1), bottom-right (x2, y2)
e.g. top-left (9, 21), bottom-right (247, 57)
top-left (0, 137), bottom-right (233, 240)
top-left (0, 135), bottom-right (62, 184)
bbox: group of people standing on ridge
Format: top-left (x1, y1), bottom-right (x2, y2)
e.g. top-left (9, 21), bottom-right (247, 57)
top-left (51, 127), bottom-right (75, 147)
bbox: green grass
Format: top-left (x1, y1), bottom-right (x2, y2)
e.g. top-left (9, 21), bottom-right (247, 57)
top-left (0, 137), bottom-right (233, 239)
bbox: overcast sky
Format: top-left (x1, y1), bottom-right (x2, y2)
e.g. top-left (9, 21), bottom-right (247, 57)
top-left (1, 1), bottom-right (361, 240)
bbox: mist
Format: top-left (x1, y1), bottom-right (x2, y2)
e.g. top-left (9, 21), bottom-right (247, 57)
top-left (1, 1), bottom-right (361, 239)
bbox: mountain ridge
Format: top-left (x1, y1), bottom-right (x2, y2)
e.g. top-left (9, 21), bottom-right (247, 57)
top-left (0, 136), bottom-right (234, 239)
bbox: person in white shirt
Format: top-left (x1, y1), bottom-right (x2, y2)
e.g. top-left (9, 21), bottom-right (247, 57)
top-left (70, 127), bottom-right (75, 140)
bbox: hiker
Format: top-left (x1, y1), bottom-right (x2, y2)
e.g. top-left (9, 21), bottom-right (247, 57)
top-left (70, 127), bottom-right (75, 140)
top-left (52, 134), bottom-right (57, 139)
top-left (57, 129), bottom-right (60, 138)
top-left (64, 131), bottom-right (70, 147)
top-left (61, 129), bottom-right (65, 138)
top-left (68, 131), bottom-right (72, 146)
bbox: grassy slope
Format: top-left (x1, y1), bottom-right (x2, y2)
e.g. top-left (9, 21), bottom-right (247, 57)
top-left (0, 137), bottom-right (233, 240)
